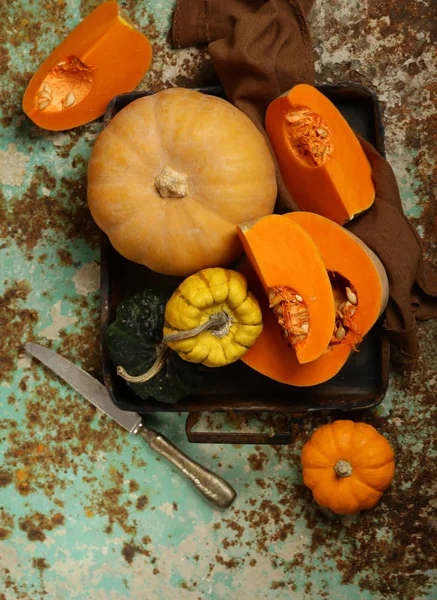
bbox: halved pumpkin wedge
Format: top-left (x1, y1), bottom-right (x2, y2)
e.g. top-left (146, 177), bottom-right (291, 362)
top-left (237, 214), bottom-right (335, 364)
top-left (286, 212), bottom-right (389, 348)
top-left (240, 260), bottom-right (351, 386)
top-left (22, 1), bottom-right (152, 131)
top-left (239, 213), bottom-right (389, 387)
top-left (265, 84), bottom-right (375, 224)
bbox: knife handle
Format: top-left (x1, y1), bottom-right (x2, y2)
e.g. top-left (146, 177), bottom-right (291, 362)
top-left (137, 425), bottom-right (236, 509)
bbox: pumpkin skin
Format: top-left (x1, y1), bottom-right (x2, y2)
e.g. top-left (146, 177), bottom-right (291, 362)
top-left (301, 420), bottom-right (395, 515)
top-left (87, 88), bottom-right (277, 276)
top-left (107, 289), bottom-right (209, 403)
top-left (164, 268), bottom-right (263, 367)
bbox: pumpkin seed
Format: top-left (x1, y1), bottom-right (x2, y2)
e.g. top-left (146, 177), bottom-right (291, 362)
top-left (295, 294), bottom-right (303, 302)
top-left (335, 326), bottom-right (346, 340)
top-left (269, 293), bottom-right (282, 307)
top-left (64, 92), bottom-right (75, 108)
top-left (346, 287), bottom-right (357, 305)
top-left (317, 128), bottom-right (328, 138)
top-left (301, 322), bottom-right (309, 333)
top-left (38, 90), bottom-right (51, 100)
top-left (38, 100), bottom-right (50, 110)
top-left (286, 113), bottom-right (302, 124)
top-left (276, 306), bottom-right (283, 316)
top-left (43, 83), bottom-right (52, 94)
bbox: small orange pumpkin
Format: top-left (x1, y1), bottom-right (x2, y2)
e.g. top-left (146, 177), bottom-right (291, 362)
top-left (301, 420), bottom-right (395, 515)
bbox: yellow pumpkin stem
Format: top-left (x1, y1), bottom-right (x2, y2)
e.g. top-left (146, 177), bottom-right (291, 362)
top-left (334, 459), bottom-right (353, 478)
top-left (117, 311), bottom-right (232, 383)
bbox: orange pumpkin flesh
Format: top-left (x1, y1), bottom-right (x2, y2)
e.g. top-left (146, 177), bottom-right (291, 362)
top-left (88, 88), bottom-right (277, 276)
top-left (301, 421), bottom-right (395, 515)
top-left (22, 2), bottom-right (152, 131)
top-left (265, 84), bottom-right (375, 224)
top-left (237, 215), bottom-right (336, 364)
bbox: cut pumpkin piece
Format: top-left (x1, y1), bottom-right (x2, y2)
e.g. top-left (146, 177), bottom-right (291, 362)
top-left (239, 260), bottom-right (351, 386)
top-left (265, 84), bottom-right (375, 224)
top-left (239, 213), bottom-right (389, 387)
top-left (237, 215), bottom-right (335, 364)
top-left (286, 212), bottom-right (389, 348)
top-left (22, 1), bottom-right (152, 131)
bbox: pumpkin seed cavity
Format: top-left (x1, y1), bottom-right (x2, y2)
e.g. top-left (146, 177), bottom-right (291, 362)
top-left (271, 274), bottom-right (361, 353)
top-left (269, 286), bottom-right (310, 350)
top-left (35, 55), bottom-right (92, 112)
top-left (285, 105), bottom-right (333, 167)
top-left (328, 271), bottom-right (361, 349)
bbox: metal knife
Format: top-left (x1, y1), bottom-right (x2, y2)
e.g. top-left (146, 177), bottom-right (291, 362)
top-left (25, 343), bottom-right (236, 509)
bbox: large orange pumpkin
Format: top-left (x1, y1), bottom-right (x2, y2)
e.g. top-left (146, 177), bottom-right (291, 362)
top-left (87, 88), bottom-right (277, 276)
top-left (301, 420), bottom-right (395, 515)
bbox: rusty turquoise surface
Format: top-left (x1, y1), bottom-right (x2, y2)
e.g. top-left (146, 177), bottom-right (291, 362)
top-left (1, 0), bottom-right (436, 598)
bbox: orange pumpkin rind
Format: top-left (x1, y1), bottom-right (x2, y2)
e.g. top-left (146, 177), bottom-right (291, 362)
top-left (301, 420), bottom-right (395, 515)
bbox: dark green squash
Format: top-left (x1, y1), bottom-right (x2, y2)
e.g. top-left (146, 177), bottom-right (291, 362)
top-left (107, 289), bottom-right (209, 403)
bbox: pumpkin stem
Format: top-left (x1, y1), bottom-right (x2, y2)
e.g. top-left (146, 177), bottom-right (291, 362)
top-left (117, 312), bottom-right (232, 384)
top-left (117, 343), bottom-right (171, 383)
top-left (155, 166), bottom-right (188, 198)
top-left (163, 310), bottom-right (232, 342)
top-left (334, 459), bottom-right (353, 478)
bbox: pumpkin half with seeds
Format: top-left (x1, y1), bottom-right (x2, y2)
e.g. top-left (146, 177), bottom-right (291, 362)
top-left (238, 212), bottom-right (388, 386)
top-left (265, 83), bottom-right (375, 224)
top-left (22, 2), bottom-right (152, 131)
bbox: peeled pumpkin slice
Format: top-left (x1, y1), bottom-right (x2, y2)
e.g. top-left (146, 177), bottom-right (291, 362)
top-left (286, 212), bottom-right (389, 347)
top-left (240, 260), bottom-right (351, 386)
top-left (237, 215), bottom-right (335, 364)
top-left (22, 1), bottom-right (152, 131)
top-left (265, 84), bottom-right (375, 224)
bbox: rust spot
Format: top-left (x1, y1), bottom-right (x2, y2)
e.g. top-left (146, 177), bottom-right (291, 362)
top-left (129, 480), bottom-right (140, 493)
top-left (215, 554), bottom-right (239, 569)
top-left (2, 166), bottom-right (99, 255)
top-left (57, 248), bottom-right (73, 266)
top-left (19, 511), bottom-right (64, 542)
top-left (0, 470), bottom-right (13, 487)
top-left (152, 567), bottom-right (160, 575)
top-left (32, 557), bottom-right (50, 572)
top-left (0, 280), bottom-right (38, 384)
top-left (247, 451), bottom-right (268, 471)
top-left (121, 539), bottom-right (151, 565)
top-left (136, 495), bottom-right (149, 511)
top-left (19, 376), bottom-right (29, 392)
top-left (0, 529), bottom-right (11, 540)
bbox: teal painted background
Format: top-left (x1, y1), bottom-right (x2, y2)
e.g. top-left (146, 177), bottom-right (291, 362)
top-left (1, 0), bottom-right (436, 598)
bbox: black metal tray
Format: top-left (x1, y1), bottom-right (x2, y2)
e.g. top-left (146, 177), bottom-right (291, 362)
top-left (100, 83), bottom-right (390, 443)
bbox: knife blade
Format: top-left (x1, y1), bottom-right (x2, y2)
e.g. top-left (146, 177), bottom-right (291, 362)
top-left (25, 343), bottom-right (142, 432)
top-left (25, 343), bottom-right (236, 509)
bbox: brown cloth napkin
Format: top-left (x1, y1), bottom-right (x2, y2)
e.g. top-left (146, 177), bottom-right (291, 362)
top-left (171, 0), bottom-right (437, 363)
